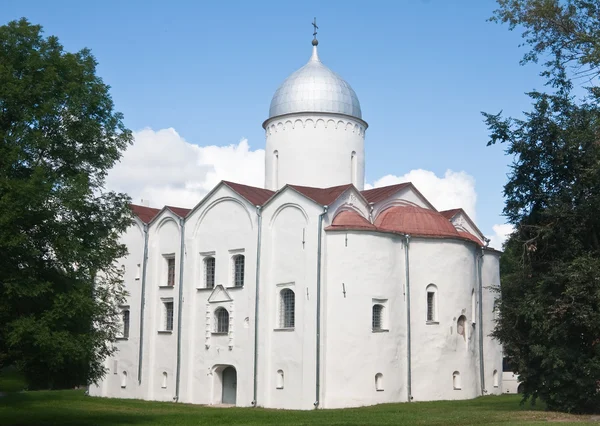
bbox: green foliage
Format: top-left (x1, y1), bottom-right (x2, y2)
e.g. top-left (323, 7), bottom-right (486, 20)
top-left (0, 19), bottom-right (133, 389)
top-left (486, 1), bottom-right (600, 413)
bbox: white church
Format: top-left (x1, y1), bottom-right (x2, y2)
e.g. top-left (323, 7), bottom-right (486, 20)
top-left (90, 33), bottom-right (504, 409)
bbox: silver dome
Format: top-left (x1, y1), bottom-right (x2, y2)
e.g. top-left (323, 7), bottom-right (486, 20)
top-left (268, 46), bottom-right (362, 120)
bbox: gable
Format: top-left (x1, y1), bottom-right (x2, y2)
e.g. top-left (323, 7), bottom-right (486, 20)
top-left (207, 285), bottom-right (233, 303)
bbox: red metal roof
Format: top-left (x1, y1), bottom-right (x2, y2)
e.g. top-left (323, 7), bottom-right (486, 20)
top-left (289, 183), bottom-right (354, 205)
top-left (223, 181), bottom-right (275, 206)
top-left (130, 204), bottom-right (161, 224)
top-left (325, 210), bottom-right (376, 231)
top-left (375, 206), bottom-right (460, 238)
top-left (458, 231), bottom-right (483, 246)
top-left (361, 183), bottom-right (411, 204)
top-left (440, 208), bottom-right (461, 220)
top-left (166, 206), bottom-right (191, 218)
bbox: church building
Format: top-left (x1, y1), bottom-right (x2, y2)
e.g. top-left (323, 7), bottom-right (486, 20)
top-left (89, 33), bottom-right (503, 409)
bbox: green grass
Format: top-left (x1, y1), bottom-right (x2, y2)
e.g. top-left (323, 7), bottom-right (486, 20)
top-left (0, 367), bottom-right (27, 393)
top-left (0, 390), bottom-right (596, 426)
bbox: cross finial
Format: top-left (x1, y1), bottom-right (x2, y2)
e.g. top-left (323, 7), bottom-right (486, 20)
top-left (312, 17), bottom-right (319, 46)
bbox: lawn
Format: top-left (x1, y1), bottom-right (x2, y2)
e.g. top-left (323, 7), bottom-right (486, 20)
top-left (0, 371), bottom-right (596, 425)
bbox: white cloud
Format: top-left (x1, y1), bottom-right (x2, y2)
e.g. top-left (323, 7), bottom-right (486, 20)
top-left (486, 223), bottom-right (514, 250)
top-left (369, 169), bottom-right (478, 221)
top-left (105, 128), bottom-right (264, 208)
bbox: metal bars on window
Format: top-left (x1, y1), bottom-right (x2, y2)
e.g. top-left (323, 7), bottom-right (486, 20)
top-left (204, 257), bottom-right (215, 288)
top-left (164, 302), bottom-right (174, 331)
top-left (215, 307), bottom-right (229, 333)
top-left (167, 258), bottom-right (175, 287)
top-left (280, 289), bottom-right (295, 328)
top-left (372, 304), bottom-right (384, 331)
top-left (427, 292), bottom-right (435, 321)
top-left (233, 255), bottom-right (244, 287)
top-left (122, 309), bottom-right (130, 338)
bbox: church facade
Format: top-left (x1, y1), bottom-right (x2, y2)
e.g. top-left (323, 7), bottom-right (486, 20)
top-left (89, 37), bottom-right (503, 409)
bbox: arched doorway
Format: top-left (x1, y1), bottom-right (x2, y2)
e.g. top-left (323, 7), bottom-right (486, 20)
top-left (221, 366), bottom-right (237, 405)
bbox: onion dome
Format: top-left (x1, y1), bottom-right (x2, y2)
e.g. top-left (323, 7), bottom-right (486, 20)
top-left (268, 44), bottom-right (362, 120)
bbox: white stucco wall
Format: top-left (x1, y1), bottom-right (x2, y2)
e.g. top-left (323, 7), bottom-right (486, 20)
top-left (323, 231), bottom-right (407, 408)
top-left (481, 249), bottom-right (503, 395)
top-left (89, 219), bottom-right (145, 399)
top-left (180, 185), bottom-right (258, 407)
top-left (264, 113), bottom-right (366, 190)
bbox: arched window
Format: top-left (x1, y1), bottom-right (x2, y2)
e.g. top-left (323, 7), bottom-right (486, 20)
top-left (122, 309), bottom-right (130, 338)
top-left (273, 150), bottom-right (279, 189)
top-left (233, 255), bottom-right (245, 287)
top-left (280, 289), bottom-right (295, 328)
top-left (457, 315), bottom-right (467, 341)
top-left (276, 370), bottom-right (284, 389)
top-left (493, 369), bottom-right (499, 388)
top-left (375, 373), bottom-right (384, 391)
top-left (162, 372), bottom-right (168, 389)
top-left (426, 284), bottom-right (437, 322)
top-left (214, 307), bottom-right (229, 334)
top-left (204, 257), bottom-right (215, 288)
top-left (453, 371), bottom-right (461, 390)
top-left (121, 371), bottom-right (127, 388)
top-left (471, 289), bottom-right (476, 324)
top-left (351, 151), bottom-right (357, 185)
top-left (372, 304), bottom-right (384, 331)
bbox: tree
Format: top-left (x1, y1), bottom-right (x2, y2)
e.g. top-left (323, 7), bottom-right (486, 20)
top-left (0, 18), bottom-right (133, 389)
top-left (486, 0), bottom-right (600, 414)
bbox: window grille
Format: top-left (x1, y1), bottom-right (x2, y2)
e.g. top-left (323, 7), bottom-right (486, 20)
top-left (233, 255), bottom-right (245, 287)
top-left (215, 307), bottom-right (229, 333)
top-left (164, 301), bottom-right (174, 331)
top-left (204, 257), bottom-right (215, 288)
top-left (167, 258), bottom-right (175, 287)
top-left (372, 304), bottom-right (384, 330)
top-left (280, 289), bottom-right (295, 328)
top-left (122, 309), bottom-right (130, 338)
top-left (427, 292), bottom-right (435, 321)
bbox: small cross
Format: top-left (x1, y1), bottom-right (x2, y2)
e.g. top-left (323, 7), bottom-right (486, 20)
top-left (312, 17), bottom-right (318, 40)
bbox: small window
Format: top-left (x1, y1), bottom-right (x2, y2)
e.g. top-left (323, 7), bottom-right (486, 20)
top-left (372, 304), bottom-right (384, 331)
top-left (214, 307), bottom-right (229, 334)
top-left (135, 263), bottom-right (141, 280)
top-left (453, 371), bottom-right (461, 390)
top-left (121, 371), bottom-right (127, 388)
top-left (471, 289), bottom-right (476, 324)
top-left (167, 257), bottom-right (175, 287)
top-left (276, 370), bottom-right (284, 389)
top-left (204, 257), bottom-right (215, 288)
top-left (113, 360), bottom-right (118, 375)
top-left (162, 372), bottom-right (168, 389)
top-left (375, 373), bottom-right (384, 391)
top-left (280, 288), bottom-right (295, 329)
top-left (493, 369), bottom-right (499, 387)
top-left (457, 315), bottom-right (467, 341)
top-left (122, 309), bottom-right (130, 338)
top-left (426, 284), bottom-right (437, 322)
top-left (233, 255), bottom-right (245, 287)
top-left (164, 301), bottom-right (174, 331)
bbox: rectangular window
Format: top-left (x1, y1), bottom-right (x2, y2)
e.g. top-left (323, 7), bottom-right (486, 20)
top-left (164, 301), bottom-right (174, 331)
top-left (167, 258), bottom-right (175, 287)
top-left (233, 255), bottom-right (244, 287)
top-left (204, 257), bottom-right (215, 288)
top-left (427, 292), bottom-right (435, 321)
top-left (123, 309), bottom-right (130, 338)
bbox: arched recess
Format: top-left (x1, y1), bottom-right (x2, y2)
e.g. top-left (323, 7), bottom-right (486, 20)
top-left (273, 150), bottom-right (279, 189)
top-left (193, 196), bottom-right (254, 238)
top-left (351, 151), bottom-right (357, 186)
top-left (268, 203), bottom-right (310, 229)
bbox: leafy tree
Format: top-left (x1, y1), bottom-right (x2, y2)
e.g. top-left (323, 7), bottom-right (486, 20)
top-left (486, 0), bottom-right (600, 414)
top-left (0, 18), bottom-right (133, 389)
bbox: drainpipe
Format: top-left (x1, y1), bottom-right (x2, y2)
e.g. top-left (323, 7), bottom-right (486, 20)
top-left (174, 217), bottom-right (186, 402)
top-left (478, 247), bottom-right (486, 395)
top-left (314, 205), bottom-right (328, 408)
top-left (404, 234), bottom-right (412, 402)
top-left (137, 224), bottom-right (149, 385)
top-left (252, 206), bottom-right (262, 407)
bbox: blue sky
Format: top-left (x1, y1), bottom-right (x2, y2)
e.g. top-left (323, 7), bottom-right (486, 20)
top-left (2, 0), bottom-right (544, 242)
